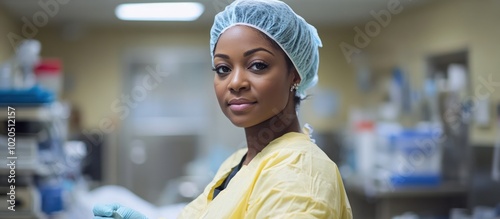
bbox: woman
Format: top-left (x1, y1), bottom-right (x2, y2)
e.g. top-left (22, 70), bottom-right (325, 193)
top-left (94, 0), bottom-right (352, 218)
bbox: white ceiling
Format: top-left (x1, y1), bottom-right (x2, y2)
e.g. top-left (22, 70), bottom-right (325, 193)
top-left (0, 0), bottom-right (433, 29)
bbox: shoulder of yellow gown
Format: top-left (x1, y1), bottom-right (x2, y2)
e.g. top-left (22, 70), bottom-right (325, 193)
top-left (245, 131), bottom-right (353, 219)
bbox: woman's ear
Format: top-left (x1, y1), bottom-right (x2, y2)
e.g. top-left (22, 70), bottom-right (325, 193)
top-left (292, 69), bottom-right (301, 85)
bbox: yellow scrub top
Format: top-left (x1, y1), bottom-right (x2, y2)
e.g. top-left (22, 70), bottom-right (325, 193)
top-left (178, 131), bottom-right (352, 219)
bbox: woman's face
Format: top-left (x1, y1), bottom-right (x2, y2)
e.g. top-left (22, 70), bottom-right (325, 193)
top-left (213, 25), bottom-right (297, 128)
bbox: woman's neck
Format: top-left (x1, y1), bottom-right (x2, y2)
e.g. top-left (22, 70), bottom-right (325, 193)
top-left (243, 109), bottom-right (301, 165)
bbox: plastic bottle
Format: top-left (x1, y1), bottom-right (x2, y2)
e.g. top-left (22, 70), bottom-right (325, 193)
top-left (0, 62), bottom-right (12, 89)
top-left (35, 59), bottom-right (63, 97)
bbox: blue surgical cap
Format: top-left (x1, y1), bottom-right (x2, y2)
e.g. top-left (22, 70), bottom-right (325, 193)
top-left (210, 0), bottom-right (323, 98)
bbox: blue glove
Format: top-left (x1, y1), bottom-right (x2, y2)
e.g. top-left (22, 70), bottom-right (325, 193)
top-left (93, 203), bottom-right (148, 219)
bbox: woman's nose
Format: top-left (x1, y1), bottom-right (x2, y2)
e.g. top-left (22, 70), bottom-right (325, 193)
top-left (228, 67), bottom-right (249, 92)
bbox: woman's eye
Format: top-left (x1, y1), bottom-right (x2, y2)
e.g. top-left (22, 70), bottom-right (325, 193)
top-left (214, 66), bottom-right (231, 74)
top-left (249, 62), bottom-right (268, 71)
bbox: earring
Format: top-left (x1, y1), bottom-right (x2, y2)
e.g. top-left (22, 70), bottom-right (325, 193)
top-left (290, 83), bottom-right (299, 92)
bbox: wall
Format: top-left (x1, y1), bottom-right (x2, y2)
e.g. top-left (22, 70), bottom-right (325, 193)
top-left (0, 5), bottom-right (19, 61)
top-left (341, 0), bottom-right (500, 145)
top-left (301, 27), bottom-right (362, 132)
top-left (37, 27), bottom-right (210, 128)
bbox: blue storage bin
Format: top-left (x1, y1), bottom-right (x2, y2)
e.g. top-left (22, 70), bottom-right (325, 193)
top-left (0, 85), bottom-right (55, 106)
top-left (389, 130), bottom-right (442, 187)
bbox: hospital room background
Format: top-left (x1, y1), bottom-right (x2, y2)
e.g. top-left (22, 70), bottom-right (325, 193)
top-left (0, 0), bottom-right (499, 218)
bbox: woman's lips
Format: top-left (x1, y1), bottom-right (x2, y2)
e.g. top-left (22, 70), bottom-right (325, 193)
top-left (228, 98), bottom-right (257, 112)
top-left (228, 102), bottom-right (256, 112)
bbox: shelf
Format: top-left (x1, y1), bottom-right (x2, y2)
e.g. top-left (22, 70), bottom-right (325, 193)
top-left (345, 179), bottom-right (467, 199)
